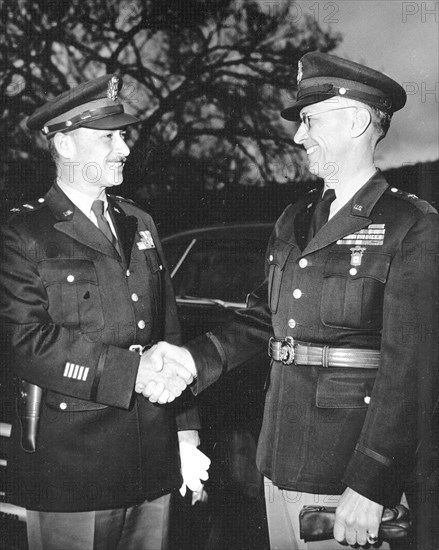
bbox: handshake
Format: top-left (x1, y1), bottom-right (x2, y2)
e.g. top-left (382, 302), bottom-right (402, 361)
top-left (135, 342), bottom-right (197, 404)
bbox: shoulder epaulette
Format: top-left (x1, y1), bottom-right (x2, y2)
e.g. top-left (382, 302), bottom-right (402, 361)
top-left (385, 186), bottom-right (437, 215)
top-left (8, 197), bottom-right (47, 215)
top-left (386, 186), bottom-right (418, 201)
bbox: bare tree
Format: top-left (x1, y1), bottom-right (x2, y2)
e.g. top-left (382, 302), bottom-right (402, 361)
top-left (0, 0), bottom-right (341, 199)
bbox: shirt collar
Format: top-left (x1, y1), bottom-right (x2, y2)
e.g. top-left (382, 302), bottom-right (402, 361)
top-left (324, 166), bottom-right (378, 208)
top-left (57, 179), bottom-right (108, 219)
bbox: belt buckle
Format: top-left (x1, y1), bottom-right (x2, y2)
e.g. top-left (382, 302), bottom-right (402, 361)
top-left (268, 336), bottom-right (296, 365)
top-left (129, 344), bottom-right (144, 355)
top-left (280, 336), bottom-right (295, 365)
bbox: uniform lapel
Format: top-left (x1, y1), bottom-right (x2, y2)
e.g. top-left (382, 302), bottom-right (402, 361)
top-left (108, 197), bottom-right (138, 267)
top-left (45, 184), bottom-right (121, 260)
top-left (294, 190), bottom-right (320, 250)
top-left (302, 172), bottom-right (389, 256)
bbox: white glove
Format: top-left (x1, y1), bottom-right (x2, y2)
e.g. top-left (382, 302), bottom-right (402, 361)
top-left (179, 441), bottom-right (210, 497)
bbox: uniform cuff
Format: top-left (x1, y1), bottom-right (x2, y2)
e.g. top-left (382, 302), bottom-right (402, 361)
top-left (184, 334), bottom-right (226, 395)
top-left (343, 447), bottom-right (401, 506)
top-left (94, 346), bottom-right (140, 409)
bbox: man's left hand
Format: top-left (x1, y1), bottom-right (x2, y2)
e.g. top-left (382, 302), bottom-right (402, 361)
top-left (334, 487), bottom-right (383, 546)
top-left (178, 431), bottom-right (210, 503)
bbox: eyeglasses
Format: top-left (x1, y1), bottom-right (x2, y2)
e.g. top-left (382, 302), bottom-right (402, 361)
top-left (299, 106), bottom-right (358, 130)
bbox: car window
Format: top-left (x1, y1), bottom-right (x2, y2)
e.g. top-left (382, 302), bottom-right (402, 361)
top-left (161, 238), bottom-right (194, 274)
top-left (171, 237), bottom-right (267, 303)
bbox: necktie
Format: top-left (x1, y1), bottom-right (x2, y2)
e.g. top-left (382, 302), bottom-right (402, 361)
top-left (91, 200), bottom-right (119, 252)
top-left (308, 188), bottom-right (336, 241)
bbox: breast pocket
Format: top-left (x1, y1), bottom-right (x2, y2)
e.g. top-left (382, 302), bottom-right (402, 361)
top-left (39, 259), bottom-right (105, 330)
top-left (321, 251), bottom-right (391, 330)
top-left (267, 240), bottom-right (294, 314)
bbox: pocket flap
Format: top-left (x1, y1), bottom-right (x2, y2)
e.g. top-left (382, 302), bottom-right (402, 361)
top-left (266, 240), bottom-right (293, 271)
top-left (267, 240), bottom-right (294, 313)
top-left (324, 252), bottom-right (391, 283)
top-left (45, 390), bottom-right (108, 411)
top-left (39, 259), bottom-right (98, 286)
top-left (316, 370), bottom-right (376, 409)
top-left (144, 249), bottom-right (163, 273)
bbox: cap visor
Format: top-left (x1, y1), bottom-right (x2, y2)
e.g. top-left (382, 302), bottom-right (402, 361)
top-left (280, 97), bottom-right (324, 121)
top-left (81, 112), bottom-right (139, 130)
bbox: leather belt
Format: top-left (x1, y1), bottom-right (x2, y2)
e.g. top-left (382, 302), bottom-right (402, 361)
top-left (268, 337), bottom-right (380, 369)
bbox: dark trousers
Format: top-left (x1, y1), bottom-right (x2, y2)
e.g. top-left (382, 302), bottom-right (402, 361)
top-left (26, 494), bottom-right (170, 550)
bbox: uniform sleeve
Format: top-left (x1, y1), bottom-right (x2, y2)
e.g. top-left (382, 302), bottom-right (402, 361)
top-left (0, 222), bottom-right (140, 410)
top-left (343, 211), bottom-right (439, 505)
top-left (185, 279), bottom-right (273, 395)
top-left (146, 218), bottom-right (201, 430)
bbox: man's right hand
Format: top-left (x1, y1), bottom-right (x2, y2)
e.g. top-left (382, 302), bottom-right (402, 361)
top-left (135, 342), bottom-right (197, 404)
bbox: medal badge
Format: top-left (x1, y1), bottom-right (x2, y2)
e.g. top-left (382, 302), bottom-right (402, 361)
top-left (137, 230), bottom-right (155, 250)
top-left (350, 245), bottom-right (366, 267)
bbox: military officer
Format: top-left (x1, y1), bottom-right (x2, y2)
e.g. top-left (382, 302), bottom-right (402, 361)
top-left (0, 75), bottom-right (209, 550)
top-left (140, 52), bottom-right (439, 549)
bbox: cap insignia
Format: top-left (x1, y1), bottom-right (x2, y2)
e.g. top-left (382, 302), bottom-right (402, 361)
top-left (297, 60), bottom-right (303, 85)
top-left (107, 76), bottom-right (119, 101)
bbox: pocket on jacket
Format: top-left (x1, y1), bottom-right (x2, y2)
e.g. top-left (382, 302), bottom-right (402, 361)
top-left (45, 390), bottom-right (108, 412)
top-left (38, 259), bottom-right (105, 330)
top-left (267, 240), bottom-right (293, 314)
top-left (320, 251), bottom-right (391, 330)
top-left (316, 369), bottom-right (376, 409)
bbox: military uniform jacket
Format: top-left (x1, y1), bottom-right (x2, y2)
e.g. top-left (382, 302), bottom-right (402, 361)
top-left (0, 183), bottom-right (198, 512)
top-left (186, 172), bottom-right (439, 506)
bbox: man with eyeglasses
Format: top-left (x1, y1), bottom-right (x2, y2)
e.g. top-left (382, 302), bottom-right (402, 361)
top-left (139, 52), bottom-right (439, 548)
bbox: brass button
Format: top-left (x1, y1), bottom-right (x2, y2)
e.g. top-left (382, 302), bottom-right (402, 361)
top-left (126, 269), bottom-right (131, 277)
top-left (138, 320), bottom-right (146, 329)
top-left (60, 402), bottom-right (67, 410)
top-left (131, 293), bottom-right (139, 302)
top-left (349, 268), bottom-right (357, 276)
top-left (364, 396), bottom-right (371, 404)
top-left (299, 259), bottom-right (308, 268)
top-left (288, 319), bottom-right (296, 329)
top-left (67, 274), bottom-right (75, 283)
top-left (268, 255), bottom-right (274, 262)
top-left (293, 289), bottom-right (302, 299)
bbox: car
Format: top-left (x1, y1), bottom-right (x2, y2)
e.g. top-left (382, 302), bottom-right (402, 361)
top-left (162, 222), bottom-right (273, 335)
top-left (162, 222), bottom-right (273, 550)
